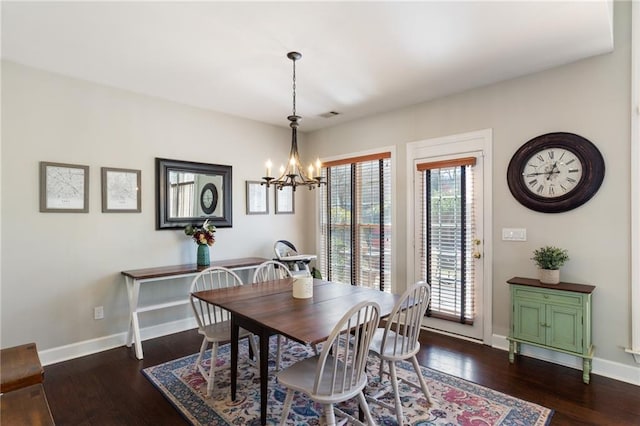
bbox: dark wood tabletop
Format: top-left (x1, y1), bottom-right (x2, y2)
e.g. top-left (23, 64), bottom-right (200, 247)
top-left (192, 278), bottom-right (399, 345)
top-left (191, 278), bottom-right (399, 425)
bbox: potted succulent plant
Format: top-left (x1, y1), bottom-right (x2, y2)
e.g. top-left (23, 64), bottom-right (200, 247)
top-left (531, 246), bottom-right (569, 284)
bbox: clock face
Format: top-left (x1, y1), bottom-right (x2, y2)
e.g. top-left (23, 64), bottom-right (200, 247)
top-left (521, 147), bottom-right (583, 199)
top-left (202, 190), bottom-right (213, 206)
top-left (507, 132), bottom-right (604, 213)
top-left (199, 183), bottom-right (218, 215)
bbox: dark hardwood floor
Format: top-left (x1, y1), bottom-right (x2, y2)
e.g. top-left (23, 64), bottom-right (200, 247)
top-left (42, 329), bottom-right (639, 425)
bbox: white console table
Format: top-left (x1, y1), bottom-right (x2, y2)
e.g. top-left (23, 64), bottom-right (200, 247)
top-left (121, 257), bottom-right (267, 359)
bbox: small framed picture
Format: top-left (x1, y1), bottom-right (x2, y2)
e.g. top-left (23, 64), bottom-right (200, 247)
top-left (101, 167), bottom-right (141, 213)
top-left (40, 161), bottom-right (89, 213)
top-left (246, 181), bottom-right (268, 215)
top-left (275, 186), bottom-right (295, 214)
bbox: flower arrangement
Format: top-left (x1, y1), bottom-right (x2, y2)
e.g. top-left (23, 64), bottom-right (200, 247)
top-left (531, 246), bottom-right (569, 270)
top-left (184, 219), bottom-right (216, 246)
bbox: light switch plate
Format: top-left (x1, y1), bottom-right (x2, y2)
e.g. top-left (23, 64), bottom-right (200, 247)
top-left (502, 228), bottom-right (527, 241)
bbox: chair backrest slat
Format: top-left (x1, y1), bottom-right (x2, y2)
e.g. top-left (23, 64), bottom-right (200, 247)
top-left (382, 281), bottom-right (431, 357)
top-left (313, 300), bottom-right (381, 396)
top-left (252, 260), bottom-right (293, 283)
top-left (190, 266), bottom-right (243, 328)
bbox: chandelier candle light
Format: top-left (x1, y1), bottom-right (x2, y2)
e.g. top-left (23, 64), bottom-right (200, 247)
top-left (261, 52), bottom-right (325, 191)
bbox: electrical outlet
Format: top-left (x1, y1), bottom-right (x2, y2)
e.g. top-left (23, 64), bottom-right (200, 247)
top-left (94, 306), bottom-right (104, 320)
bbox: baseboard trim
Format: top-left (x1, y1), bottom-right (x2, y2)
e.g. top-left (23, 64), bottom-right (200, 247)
top-left (37, 323), bottom-right (640, 386)
top-left (492, 334), bottom-right (640, 386)
top-left (39, 317), bottom-right (198, 366)
top-left (422, 325), bottom-right (485, 344)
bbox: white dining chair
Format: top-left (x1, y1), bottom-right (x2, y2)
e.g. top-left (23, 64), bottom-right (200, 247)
top-left (190, 266), bottom-right (260, 397)
top-left (252, 260), bottom-right (293, 283)
top-left (367, 281), bottom-right (433, 425)
top-left (252, 260), bottom-right (293, 371)
top-left (277, 300), bottom-right (381, 426)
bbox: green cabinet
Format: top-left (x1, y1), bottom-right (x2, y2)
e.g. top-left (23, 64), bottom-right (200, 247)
top-left (507, 277), bottom-right (595, 384)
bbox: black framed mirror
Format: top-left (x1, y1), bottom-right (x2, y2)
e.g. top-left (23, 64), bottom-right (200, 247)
top-left (156, 158), bottom-right (232, 229)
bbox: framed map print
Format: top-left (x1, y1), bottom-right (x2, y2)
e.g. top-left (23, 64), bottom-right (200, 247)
top-left (246, 181), bottom-right (268, 215)
top-left (275, 186), bottom-right (294, 214)
top-left (40, 161), bottom-right (89, 213)
top-left (101, 167), bottom-right (142, 213)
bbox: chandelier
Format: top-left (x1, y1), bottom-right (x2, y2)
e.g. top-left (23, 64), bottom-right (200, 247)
top-left (261, 52), bottom-right (325, 191)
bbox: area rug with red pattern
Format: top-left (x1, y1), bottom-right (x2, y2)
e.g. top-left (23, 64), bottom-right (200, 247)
top-left (142, 337), bottom-right (553, 425)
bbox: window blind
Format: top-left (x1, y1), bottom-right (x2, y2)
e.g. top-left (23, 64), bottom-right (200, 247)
top-left (320, 152), bottom-right (391, 292)
top-left (417, 157), bottom-right (476, 324)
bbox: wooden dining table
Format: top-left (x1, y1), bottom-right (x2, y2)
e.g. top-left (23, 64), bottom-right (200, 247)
top-left (191, 277), bottom-right (400, 426)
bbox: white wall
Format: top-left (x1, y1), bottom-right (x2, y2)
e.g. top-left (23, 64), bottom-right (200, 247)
top-left (308, 2), bottom-right (635, 375)
top-left (1, 2), bottom-right (636, 382)
top-left (0, 61), bottom-right (314, 356)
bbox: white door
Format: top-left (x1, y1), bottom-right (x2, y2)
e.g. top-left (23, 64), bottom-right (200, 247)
top-left (407, 130), bottom-right (492, 343)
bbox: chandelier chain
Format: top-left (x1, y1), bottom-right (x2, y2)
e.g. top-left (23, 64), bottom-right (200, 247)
top-left (292, 57), bottom-right (296, 116)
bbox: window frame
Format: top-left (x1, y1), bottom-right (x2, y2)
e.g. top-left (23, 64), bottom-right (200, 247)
top-left (406, 129), bottom-right (493, 344)
top-left (417, 157), bottom-right (477, 325)
top-left (629, 1), bottom-right (640, 363)
top-left (316, 147), bottom-right (396, 293)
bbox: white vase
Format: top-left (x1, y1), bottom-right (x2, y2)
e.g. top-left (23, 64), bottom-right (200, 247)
top-left (292, 276), bottom-right (313, 299)
top-left (539, 269), bottom-right (560, 285)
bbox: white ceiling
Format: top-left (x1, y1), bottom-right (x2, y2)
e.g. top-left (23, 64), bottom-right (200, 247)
top-left (1, 1), bottom-right (614, 132)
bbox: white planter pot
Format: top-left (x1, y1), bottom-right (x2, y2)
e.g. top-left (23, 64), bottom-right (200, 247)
top-left (539, 269), bottom-right (560, 285)
top-left (292, 276), bottom-right (313, 299)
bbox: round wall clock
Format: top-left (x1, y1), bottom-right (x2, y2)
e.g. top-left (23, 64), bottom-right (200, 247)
top-left (507, 132), bottom-right (605, 213)
top-left (199, 183), bottom-right (218, 215)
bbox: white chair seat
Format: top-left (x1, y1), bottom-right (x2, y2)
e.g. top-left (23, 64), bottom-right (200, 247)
top-left (277, 356), bottom-right (366, 404)
top-left (199, 320), bottom-right (254, 343)
top-left (369, 329), bottom-right (420, 361)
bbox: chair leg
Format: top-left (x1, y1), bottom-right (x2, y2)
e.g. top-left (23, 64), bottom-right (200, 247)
top-left (276, 335), bottom-right (283, 372)
top-left (324, 403), bottom-right (337, 426)
top-left (279, 389), bottom-right (294, 426)
top-left (388, 361), bottom-right (404, 426)
top-left (248, 334), bottom-right (260, 366)
top-left (378, 354), bottom-right (385, 380)
top-left (357, 391), bottom-right (377, 426)
top-left (195, 337), bottom-right (208, 371)
top-left (206, 342), bottom-right (219, 397)
top-left (410, 355), bottom-right (433, 404)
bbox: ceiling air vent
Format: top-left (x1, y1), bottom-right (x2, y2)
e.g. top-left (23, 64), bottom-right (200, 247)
top-left (319, 111), bottom-right (340, 119)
